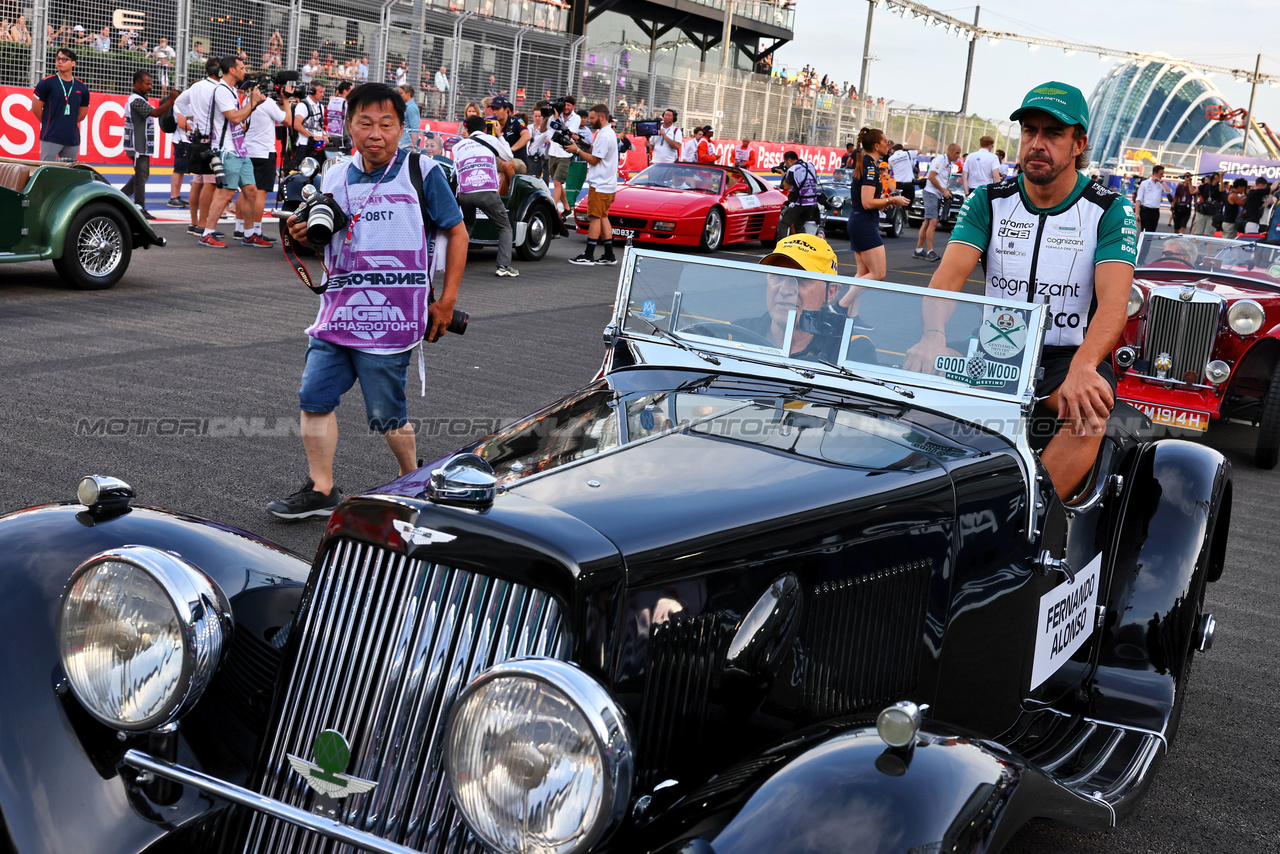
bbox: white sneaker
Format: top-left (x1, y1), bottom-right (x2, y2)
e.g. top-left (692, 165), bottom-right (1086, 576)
top-left (555, 201), bottom-right (565, 214)
top-left (496, 266), bottom-right (520, 277)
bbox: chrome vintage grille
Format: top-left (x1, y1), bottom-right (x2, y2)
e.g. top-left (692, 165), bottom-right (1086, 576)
top-left (1143, 291), bottom-right (1221, 382)
top-left (242, 538), bottom-right (568, 854)
top-left (801, 559), bottom-right (932, 718)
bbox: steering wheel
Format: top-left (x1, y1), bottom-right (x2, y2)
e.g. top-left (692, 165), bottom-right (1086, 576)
top-left (678, 322), bottom-right (778, 348)
top-left (1156, 253), bottom-right (1197, 268)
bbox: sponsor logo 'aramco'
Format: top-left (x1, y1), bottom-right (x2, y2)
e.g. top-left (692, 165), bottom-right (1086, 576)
top-left (286, 729), bottom-right (378, 799)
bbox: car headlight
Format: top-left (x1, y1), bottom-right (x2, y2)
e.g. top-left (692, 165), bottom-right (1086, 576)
top-left (1205, 360), bottom-right (1231, 384)
top-left (445, 659), bottom-right (633, 854)
top-left (57, 545), bottom-right (231, 732)
top-left (652, 221), bottom-right (676, 232)
top-left (1127, 284), bottom-right (1144, 317)
top-left (1228, 299), bottom-right (1265, 335)
top-left (298, 156), bottom-right (319, 178)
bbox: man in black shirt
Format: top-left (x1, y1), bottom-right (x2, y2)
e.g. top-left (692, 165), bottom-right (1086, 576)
top-left (1192, 172), bottom-right (1221, 236)
top-left (1242, 177), bottom-right (1271, 233)
top-left (491, 95), bottom-right (529, 170)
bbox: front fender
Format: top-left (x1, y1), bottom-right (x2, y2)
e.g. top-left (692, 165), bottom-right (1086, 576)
top-left (642, 725), bottom-right (1111, 854)
top-left (1092, 439), bottom-right (1231, 736)
top-left (511, 182), bottom-right (568, 237)
top-left (0, 502), bottom-right (310, 854)
top-left (46, 181), bottom-right (165, 257)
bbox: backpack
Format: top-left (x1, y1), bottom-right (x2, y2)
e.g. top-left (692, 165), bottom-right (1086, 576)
top-left (159, 106), bottom-right (177, 135)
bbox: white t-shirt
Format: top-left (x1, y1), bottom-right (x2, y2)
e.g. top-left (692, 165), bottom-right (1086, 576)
top-left (887, 149), bottom-right (915, 183)
top-left (245, 98), bottom-right (286, 158)
top-left (180, 77), bottom-right (219, 138)
top-left (923, 154), bottom-right (950, 198)
top-left (963, 148), bottom-right (1001, 190)
top-left (586, 124), bottom-right (618, 193)
top-left (680, 137), bottom-right (698, 162)
top-left (651, 124), bottom-right (682, 163)
top-left (300, 62), bottom-right (318, 83)
top-left (210, 83), bottom-right (243, 152)
top-left (547, 110), bottom-right (581, 158)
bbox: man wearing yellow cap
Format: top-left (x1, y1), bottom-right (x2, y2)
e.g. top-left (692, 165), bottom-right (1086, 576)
top-left (736, 234), bottom-right (875, 364)
top-left (904, 82), bottom-right (1137, 501)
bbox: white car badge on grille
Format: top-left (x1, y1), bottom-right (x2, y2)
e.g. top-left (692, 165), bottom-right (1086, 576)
top-left (286, 729), bottom-right (377, 799)
top-left (393, 518), bottom-right (457, 547)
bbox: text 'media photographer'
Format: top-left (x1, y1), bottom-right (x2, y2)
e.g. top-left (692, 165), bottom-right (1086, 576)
top-left (267, 83), bottom-right (470, 521)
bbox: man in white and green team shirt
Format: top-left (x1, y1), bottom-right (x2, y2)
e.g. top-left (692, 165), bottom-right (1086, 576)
top-left (904, 81), bottom-right (1137, 501)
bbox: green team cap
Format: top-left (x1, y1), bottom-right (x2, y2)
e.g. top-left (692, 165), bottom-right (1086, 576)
top-left (1009, 82), bottom-right (1089, 133)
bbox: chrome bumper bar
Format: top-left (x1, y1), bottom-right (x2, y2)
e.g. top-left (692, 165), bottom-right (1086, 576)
top-left (122, 750), bottom-right (421, 854)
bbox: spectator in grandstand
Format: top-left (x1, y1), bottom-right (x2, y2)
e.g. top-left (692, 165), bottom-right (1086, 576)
top-left (323, 54), bottom-right (336, 77)
top-left (10, 15), bottom-right (31, 45)
top-left (263, 30), bottom-right (283, 69)
top-left (680, 126), bottom-right (700, 162)
top-left (30, 47), bottom-right (89, 162)
top-left (430, 65), bottom-right (449, 113)
top-left (395, 61), bottom-right (408, 88)
top-left (91, 26), bottom-right (110, 52)
top-left (648, 109), bottom-right (682, 164)
top-left (189, 43), bottom-right (205, 65)
top-left (45, 24), bottom-right (68, 46)
top-left (357, 57), bottom-right (370, 83)
top-left (696, 126), bottom-right (718, 163)
top-left (301, 53), bottom-right (320, 84)
top-left (485, 74), bottom-right (505, 99)
top-left (733, 137), bottom-right (757, 171)
top-left (399, 84), bottom-right (420, 149)
top-left (962, 135), bottom-right (1001, 191)
top-left (71, 25), bottom-right (91, 45)
top-left (118, 29), bottom-right (135, 51)
top-left (121, 71), bottom-right (179, 221)
top-left (1171, 173), bottom-right (1194, 234)
top-left (153, 37), bottom-right (176, 88)
top-left (1192, 172), bottom-right (1221, 236)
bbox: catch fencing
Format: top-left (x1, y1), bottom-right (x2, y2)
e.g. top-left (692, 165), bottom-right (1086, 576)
top-left (1, 0), bottom-right (1012, 156)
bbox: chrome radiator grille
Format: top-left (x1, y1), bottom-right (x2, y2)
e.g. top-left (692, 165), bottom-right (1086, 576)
top-left (1143, 293), bottom-right (1220, 382)
top-left (242, 538), bottom-right (568, 854)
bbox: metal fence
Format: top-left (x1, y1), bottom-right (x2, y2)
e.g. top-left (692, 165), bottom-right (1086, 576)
top-left (0, 0), bottom-right (1010, 156)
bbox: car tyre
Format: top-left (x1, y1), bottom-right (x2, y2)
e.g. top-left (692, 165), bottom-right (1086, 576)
top-left (54, 203), bottom-right (132, 290)
top-left (886, 207), bottom-right (906, 239)
top-left (1255, 361), bottom-right (1280, 468)
top-left (700, 208), bottom-right (725, 252)
top-left (516, 205), bottom-right (553, 262)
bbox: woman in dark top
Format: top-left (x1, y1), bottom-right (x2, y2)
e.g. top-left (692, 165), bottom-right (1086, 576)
top-left (1171, 173), bottom-right (1193, 234)
top-left (845, 127), bottom-right (910, 280)
top-left (1223, 178), bottom-right (1248, 239)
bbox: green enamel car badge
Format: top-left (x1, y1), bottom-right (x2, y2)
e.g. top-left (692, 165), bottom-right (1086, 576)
top-left (286, 729), bottom-right (378, 799)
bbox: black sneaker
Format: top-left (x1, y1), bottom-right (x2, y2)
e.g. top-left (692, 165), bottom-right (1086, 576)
top-left (212, 230), bottom-right (226, 239)
top-left (266, 479), bottom-right (342, 520)
top-left (140, 210), bottom-right (157, 221)
top-left (186, 224), bottom-right (201, 236)
top-left (233, 229), bottom-right (245, 240)
top-left (569, 253), bottom-right (596, 265)
top-left (596, 255), bottom-right (618, 266)
top-left (166, 197), bottom-right (187, 208)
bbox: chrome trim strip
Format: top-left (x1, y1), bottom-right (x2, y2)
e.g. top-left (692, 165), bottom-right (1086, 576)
top-left (1041, 722), bottom-right (1098, 773)
top-left (123, 750), bottom-right (422, 854)
top-left (1059, 728), bottom-right (1125, 788)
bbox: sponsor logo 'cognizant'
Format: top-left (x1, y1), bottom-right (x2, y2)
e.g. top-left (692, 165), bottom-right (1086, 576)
top-left (320, 290), bottom-right (415, 340)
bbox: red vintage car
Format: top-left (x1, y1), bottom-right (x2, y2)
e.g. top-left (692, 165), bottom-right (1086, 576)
top-left (1114, 232), bottom-right (1280, 466)
top-left (573, 162), bottom-right (787, 251)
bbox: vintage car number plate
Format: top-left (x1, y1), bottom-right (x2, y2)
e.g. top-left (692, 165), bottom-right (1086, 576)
top-left (613, 227), bottom-right (636, 238)
top-left (1124, 400), bottom-right (1209, 432)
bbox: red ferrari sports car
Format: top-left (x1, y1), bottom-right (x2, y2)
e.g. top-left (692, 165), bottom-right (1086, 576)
top-left (573, 162), bottom-right (787, 251)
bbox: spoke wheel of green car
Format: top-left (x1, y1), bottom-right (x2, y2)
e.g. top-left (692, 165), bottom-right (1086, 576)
top-left (55, 203), bottom-right (132, 290)
top-left (517, 205), bottom-right (553, 261)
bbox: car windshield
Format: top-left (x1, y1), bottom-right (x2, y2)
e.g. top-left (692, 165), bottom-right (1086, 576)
top-left (1136, 233), bottom-right (1280, 286)
top-left (831, 168), bottom-right (854, 184)
top-left (620, 250), bottom-right (1044, 404)
top-left (629, 163), bottom-right (725, 194)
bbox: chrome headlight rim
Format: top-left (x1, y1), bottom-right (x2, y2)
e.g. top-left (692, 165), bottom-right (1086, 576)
top-left (1228, 299), bottom-right (1265, 336)
top-left (445, 657), bottom-right (634, 854)
top-left (298, 156), bottom-right (319, 178)
top-left (1127, 283), bottom-right (1144, 317)
top-left (56, 545), bottom-right (231, 732)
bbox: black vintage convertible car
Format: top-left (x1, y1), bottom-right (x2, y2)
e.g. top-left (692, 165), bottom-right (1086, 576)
top-left (0, 250), bottom-right (1232, 854)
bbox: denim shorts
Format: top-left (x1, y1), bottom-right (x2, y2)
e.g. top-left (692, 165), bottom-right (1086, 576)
top-left (299, 337), bottom-right (413, 431)
top-left (922, 193), bottom-right (941, 219)
top-left (220, 150), bottom-right (256, 189)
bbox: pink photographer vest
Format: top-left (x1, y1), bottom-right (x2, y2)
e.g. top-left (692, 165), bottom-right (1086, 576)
top-left (307, 152), bottom-right (439, 354)
top-left (452, 136), bottom-right (501, 194)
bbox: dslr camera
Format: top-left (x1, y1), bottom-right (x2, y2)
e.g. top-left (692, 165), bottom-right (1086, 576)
top-left (198, 147), bottom-right (227, 188)
top-left (293, 190), bottom-right (349, 245)
top-left (547, 120), bottom-right (578, 151)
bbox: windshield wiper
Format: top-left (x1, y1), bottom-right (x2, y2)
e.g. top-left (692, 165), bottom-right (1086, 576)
top-left (630, 313), bottom-right (722, 365)
top-left (810, 357), bottom-right (915, 398)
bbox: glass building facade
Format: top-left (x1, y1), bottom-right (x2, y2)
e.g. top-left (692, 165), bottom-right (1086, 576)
top-left (1087, 56), bottom-right (1267, 168)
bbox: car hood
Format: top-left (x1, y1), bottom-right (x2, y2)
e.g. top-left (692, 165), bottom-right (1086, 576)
top-left (377, 372), bottom-right (999, 586)
top-left (1135, 272), bottom-right (1280, 300)
top-left (602, 184), bottom-right (717, 214)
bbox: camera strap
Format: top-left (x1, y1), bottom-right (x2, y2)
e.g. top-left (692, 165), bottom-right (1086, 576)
top-left (280, 224), bottom-right (327, 294)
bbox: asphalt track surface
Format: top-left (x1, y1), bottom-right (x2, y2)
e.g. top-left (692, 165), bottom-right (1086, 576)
top-left (1, 216), bottom-right (1277, 854)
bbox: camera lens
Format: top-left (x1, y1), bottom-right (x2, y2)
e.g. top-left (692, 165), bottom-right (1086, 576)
top-left (305, 202), bottom-right (336, 244)
top-left (448, 309), bottom-right (468, 336)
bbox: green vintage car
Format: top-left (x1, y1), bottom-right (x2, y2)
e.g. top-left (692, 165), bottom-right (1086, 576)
top-left (0, 157), bottom-right (165, 290)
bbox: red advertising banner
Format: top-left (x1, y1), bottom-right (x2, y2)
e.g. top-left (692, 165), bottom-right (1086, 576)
top-left (0, 84), bottom-right (176, 165)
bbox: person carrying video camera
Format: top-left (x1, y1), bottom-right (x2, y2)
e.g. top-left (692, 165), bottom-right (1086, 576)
top-left (291, 83), bottom-right (327, 168)
top-left (546, 95), bottom-right (580, 216)
top-left (565, 103), bottom-right (618, 266)
top-left (241, 73), bottom-right (291, 247)
top-left (268, 82), bottom-right (470, 520)
top-left (325, 80), bottom-right (351, 152)
top-left (198, 55), bottom-right (265, 248)
top-left (648, 109), bottom-right (682, 164)
top-left (775, 150), bottom-right (821, 237)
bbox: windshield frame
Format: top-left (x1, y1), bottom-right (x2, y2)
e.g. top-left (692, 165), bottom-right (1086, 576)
top-left (1135, 232), bottom-right (1280, 288)
top-left (610, 247), bottom-right (1047, 409)
top-left (626, 163), bottom-right (727, 195)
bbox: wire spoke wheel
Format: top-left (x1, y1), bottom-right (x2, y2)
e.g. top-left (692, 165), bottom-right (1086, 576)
top-left (76, 217), bottom-right (124, 276)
